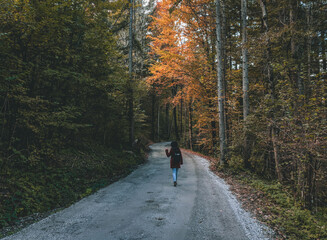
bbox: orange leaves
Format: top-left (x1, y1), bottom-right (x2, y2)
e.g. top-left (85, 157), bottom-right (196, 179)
top-left (147, 0), bottom-right (219, 141)
top-left (147, 0), bottom-right (184, 90)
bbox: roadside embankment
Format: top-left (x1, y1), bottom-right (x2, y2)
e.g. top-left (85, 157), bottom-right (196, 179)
top-left (0, 144), bottom-right (147, 238)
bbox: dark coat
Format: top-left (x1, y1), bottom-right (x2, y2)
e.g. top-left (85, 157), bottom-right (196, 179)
top-left (165, 148), bottom-right (183, 168)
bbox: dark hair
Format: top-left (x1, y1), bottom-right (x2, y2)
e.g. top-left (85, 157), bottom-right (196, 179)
top-left (171, 141), bottom-right (178, 148)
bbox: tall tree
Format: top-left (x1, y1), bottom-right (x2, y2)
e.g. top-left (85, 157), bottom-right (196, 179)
top-left (128, 0), bottom-right (135, 145)
top-left (216, 0), bottom-right (227, 164)
top-left (241, 0), bottom-right (250, 168)
top-left (258, 0), bottom-right (283, 182)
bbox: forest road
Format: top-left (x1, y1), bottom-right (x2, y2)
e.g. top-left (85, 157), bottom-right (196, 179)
top-left (3, 142), bottom-right (273, 240)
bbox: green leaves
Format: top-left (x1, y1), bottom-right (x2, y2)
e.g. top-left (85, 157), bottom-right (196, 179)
top-left (0, 0), bottom-right (142, 229)
top-left (0, 0), bottom-right (132, 160)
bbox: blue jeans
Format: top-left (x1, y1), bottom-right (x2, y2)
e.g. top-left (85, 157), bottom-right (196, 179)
top-left (172, 168), bottom-right (179, 182)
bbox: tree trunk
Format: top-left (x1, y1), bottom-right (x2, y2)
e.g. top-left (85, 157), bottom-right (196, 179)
top-left (211, 121), bottom-right (217, 155)
top-left (180, 98), bottom-right (183, 138)
top-left (188, 101), bottom-right (193, 150)
top-left (222, 0), bottom-right (229, 151)
top-left (157, 103), bottom-right (160, 141)
top-left (242, 0), bottom-right (249, 120)
top-left (184, 101), bottom-right (188, 145)
top-left (290, 0), bottom-right (304, 95)
top-left (305, 153), bottom-right (315, 210)
top-left (151, 90), bottom-right (155, 141)
top-left (128, 0), bottom-right (134, 146)
top-left (1, 96), bottom-right (8, 141)
top-left (166, 104), bottom-right (170, 139)
top-left (207, 27), bottom-right (218, 155)
top-left (216, 0), bottom-right (227, 164)
top-left (171, 86), bottom-right (179, 140)
top-left (242, 0), bottom-right (250, 168)
top-left (306, 5), bottom-right (312, 99)
top-left (272, 126), bottom-right (283, 182)
top-left (173, 105), bottom-right (179, 140)
top-left (259, 0), bottom-right (282, 180)
top-left (305, 5), bottom-right (316, 211)
top-left (209, 100), bottom-right (217, 155)
top-left (322, 30), bottom-right (326, 71)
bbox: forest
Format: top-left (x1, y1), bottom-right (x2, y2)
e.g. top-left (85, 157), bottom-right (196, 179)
top-left (0, 0), bottom-right (326, 239)
top-left (148, 0), bottom-right (326, 210)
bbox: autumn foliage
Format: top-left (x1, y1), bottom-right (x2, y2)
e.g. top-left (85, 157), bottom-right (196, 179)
top-left (147, 0), bottom-right (327, 214)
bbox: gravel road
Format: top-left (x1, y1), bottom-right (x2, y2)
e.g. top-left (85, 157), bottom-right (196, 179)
top-left (3, 142), bottom-right (273, 240)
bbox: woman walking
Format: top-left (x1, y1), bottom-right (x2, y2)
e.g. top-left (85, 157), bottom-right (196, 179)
top-left (165, 141), bottom-right (183, 186)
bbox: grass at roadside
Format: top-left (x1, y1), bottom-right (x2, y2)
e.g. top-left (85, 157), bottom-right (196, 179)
top-left (0, 144), bottom-right (146, 237)
top-left (219, 170), bottom-right (327, 240)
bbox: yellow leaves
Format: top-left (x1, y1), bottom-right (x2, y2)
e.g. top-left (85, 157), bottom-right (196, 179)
top-left (148, 0), bottom-right (220, 131)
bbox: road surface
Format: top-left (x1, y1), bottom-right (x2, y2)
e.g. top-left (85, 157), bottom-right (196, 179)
top-left (3, 142), bottom-right (272, 240)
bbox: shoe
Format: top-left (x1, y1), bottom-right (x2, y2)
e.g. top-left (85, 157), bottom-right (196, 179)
top-left (174, 181), bottom-right (177, 187)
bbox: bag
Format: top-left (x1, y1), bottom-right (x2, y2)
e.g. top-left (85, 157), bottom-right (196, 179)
top-left (173, 149), bottom-right (182, 164)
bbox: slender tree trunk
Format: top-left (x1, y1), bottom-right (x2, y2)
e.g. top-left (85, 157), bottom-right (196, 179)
top-left (166, 104), bottom-right (170, 139)
top-left (228, 23), bottom-right (233, 71)
top-left (290, 0), bottom-right (304, 95)
top-left (208, 31), bottom-right (218, 155)
top-left (172, 87), bottom-right (179, 140)
top-left (151, 90), bottom-right (155, 141)
top-left (322, 30), bottom-right (326, 71)
top-left (306, 5), bottom-right (312, 98)
top-left (184, 102), bottom-right (188, 144)
top-left (1, 96), bottom-right (8, 140)
top-left (272, 127), bottom-right (283, 181)
top-left (259, 0), bottom-right (268, 30)
top-left (242, 0), bottom-right (250, 168)
top-left (180, 98), bottom-right (183, 138)
top-left (211, 120), bottom-right (217, 154)
top-left (259, 0), bottom-right (282, 181)
top-left (242, 0), bottom-right (249, 120)
top-left (189, 101), bottom-right (193, 150)
top-left (128, 0), bottom-right (134, 145)
top-left (103, 120), bottom-right (107, 145)
top-left (157, 103), bottom-right (160, 141)
top-left (306, 153), bottom-right (315, 210)
top-left (173, 106), bottom-right (179, 140)
top-left (209, 100), bottom-right (217, 155)
top-left (305, 5), bottom-right (316, 211)
top-left (216, 0), bottom-right (227, 164)
top-left (222, 0), bottom-right (229, 149)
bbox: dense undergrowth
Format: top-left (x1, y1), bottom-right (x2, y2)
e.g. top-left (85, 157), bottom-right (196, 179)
top-left (249, 179), bottom-right (327, 240)
top-left (0, 144), bottom-right (145, 234)
top-left (218, 167), bottom-right (327, 240)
